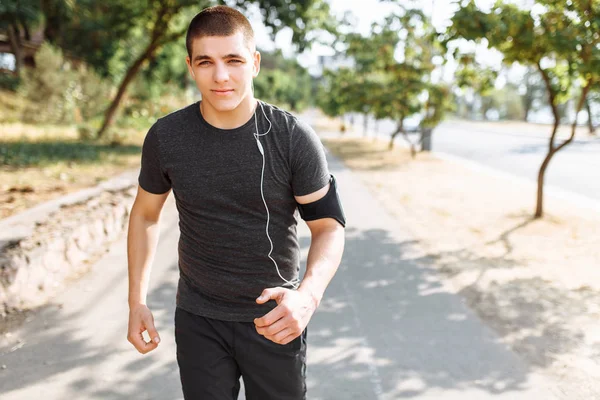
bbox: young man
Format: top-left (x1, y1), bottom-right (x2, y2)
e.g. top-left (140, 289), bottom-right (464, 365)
top-left (126, 5), bottom-right (345, 400)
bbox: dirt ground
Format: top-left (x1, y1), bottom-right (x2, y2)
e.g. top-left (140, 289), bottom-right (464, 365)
top-left (0, 122), bottom-right (144, 219)
top-left (315, 117), bottom-right (600, 398)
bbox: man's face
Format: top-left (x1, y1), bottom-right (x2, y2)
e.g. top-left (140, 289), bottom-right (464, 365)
top-left (186, 30), bottom-right (260, 113)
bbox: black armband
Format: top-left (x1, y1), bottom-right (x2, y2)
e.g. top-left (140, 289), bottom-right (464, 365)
top-left (297, 174), bottom-right (346, 228)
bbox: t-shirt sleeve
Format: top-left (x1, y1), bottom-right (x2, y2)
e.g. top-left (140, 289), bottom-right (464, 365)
top-left (290, 118), bottom-right (331, 196)
top-left (138, 124), bottom-right (172, 194)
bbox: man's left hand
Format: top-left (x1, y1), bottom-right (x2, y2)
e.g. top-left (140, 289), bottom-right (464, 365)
top-left (254, 287), bottom-right (317, 345)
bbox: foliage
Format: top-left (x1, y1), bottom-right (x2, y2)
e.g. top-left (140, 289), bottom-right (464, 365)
top-left (445, 0), bottom-right (600, 119)
top-left (229, 0), bottom-right (338, 52)
top-left (316, 68), bottom-right (357, 120)
top-left (253, 50), bottom-right (312, 111)
top-left (17, 42), bottom-right (110, 126)
top-left (445, 0), bottom-right (600, 217)
top-left (318, 6), bottom-right (451, 141)
top-left (492, 83), bottom-right (525, 120)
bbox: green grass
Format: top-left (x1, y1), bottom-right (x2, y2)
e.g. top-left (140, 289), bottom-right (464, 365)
top-left (0, 140), bottom-right (141, 167)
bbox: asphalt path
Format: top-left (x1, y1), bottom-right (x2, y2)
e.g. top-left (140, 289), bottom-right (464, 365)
top-left (351, 115), bottom-right (600, 204)
top-left (0, 153), bottom-right (561, 399)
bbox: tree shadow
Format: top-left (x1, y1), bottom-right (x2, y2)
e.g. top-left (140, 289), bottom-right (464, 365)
top-left (0, 140), bottom-right (141, 168)
top-left (0, 216), bottom-right (183, 400)
top-left (0, 278), bottom-right (183, 399)
top-left (0, 202), bottom-right (578, 399)
top-left (417, 214), bottom-right (598, 385)
top-left (304, 227), bottom-right (555, 399)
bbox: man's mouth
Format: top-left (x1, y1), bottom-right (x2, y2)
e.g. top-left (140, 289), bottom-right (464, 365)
top-left (213, 89), bottom-right (234, 96)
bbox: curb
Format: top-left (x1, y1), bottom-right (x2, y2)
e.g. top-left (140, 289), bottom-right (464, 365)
top-left (439, 119), bottom-right (599, 144)
top-left (0, 169), bottom-right (140, 316)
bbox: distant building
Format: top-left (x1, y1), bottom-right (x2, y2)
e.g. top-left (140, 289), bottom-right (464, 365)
top-left (0, 27), bottom-right (45, 74)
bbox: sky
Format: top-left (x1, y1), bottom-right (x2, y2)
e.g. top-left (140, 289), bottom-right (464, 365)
top-left (252, 1), bottom-right (494, 70)
top-left (250, 0), bottom-right (524, 79)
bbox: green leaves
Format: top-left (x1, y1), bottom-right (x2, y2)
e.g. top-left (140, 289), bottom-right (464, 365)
top-left (317, 5), bottom-right (451, 130)
top-left (233, 0), bottom-right (338, 52)
top-left (253, 51), bottom-right (312, 111)
top-left (448, 0), bottom-right (600, 99)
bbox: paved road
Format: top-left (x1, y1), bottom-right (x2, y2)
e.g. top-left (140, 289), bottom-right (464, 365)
top-left (350, 115), bottom-right (600, 204)
top-left (0, 153), bottom-right (560, 399)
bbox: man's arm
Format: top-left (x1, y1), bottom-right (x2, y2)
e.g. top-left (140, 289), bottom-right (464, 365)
top-left (295, 184), bottom-right (345, 309)
top-left (127, 185), bottom-right (170, 354)
top-left (254, 182), bottom-right (345, 345)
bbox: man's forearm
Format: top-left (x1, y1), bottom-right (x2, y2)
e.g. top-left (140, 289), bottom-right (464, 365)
top-left (127, 211), bottom-right (161, 308)
top-left (298, 225), bottom-right (345, 308)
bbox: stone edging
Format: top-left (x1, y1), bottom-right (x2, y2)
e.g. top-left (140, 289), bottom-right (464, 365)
top-left (0, 170), bottom-right (139, 316)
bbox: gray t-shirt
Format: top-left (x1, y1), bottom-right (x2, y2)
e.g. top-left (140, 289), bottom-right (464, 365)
top-left (138, 100), bottom-right (330, 322)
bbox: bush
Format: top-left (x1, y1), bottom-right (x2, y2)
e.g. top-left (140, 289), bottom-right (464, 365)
top-left (0, 89), bottom-right (28, 123)
top-left (18, 42), bottom-right (110, 125)
top-left (0, 73), bottom-right (21, 92)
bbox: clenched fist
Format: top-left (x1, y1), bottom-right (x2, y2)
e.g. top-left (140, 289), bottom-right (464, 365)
top-left (127, 304), bottom-right (161, 354)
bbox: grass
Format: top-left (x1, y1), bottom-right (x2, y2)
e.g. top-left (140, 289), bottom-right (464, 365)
top-left (0, 141), bottom-right (141, 167)
top-left (0, 121), bottom-right (147, 219)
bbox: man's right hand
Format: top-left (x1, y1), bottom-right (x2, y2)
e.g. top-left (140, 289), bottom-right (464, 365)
top-left (127, 304), bottom-right (161, 354)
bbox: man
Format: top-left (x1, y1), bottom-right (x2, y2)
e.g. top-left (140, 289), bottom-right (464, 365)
top-left (126, 5), bottom-right (345, 400)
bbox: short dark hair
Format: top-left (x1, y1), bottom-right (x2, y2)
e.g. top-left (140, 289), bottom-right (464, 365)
top-left (186, 5), bottom-right (255, 59)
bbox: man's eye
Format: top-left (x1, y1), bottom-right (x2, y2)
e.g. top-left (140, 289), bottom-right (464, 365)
top-left (198, 61), bottom-right (211, 66)
top-left (229, 59), bottom-right (242, 64)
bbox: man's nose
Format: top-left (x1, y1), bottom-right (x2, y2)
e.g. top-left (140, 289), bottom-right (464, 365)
top-left (213, 63), bottom-right (229, 83)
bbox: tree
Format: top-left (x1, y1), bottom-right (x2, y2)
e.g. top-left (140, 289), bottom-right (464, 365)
top-left (318, 7), bottom-right (452, 153)
top-left (586, 87), bottom-right (599, 135)
top-left (445, 0), bottom-right (600, 218)
top-left (39, 0), bottom-right (338, 138)
top-left (317, 67), bottom-right (359, 131)
top-left (520, 66), bottom-right (547, 122)
top-left (369, 10), bottom-right (450, 153)
top-left (253, 50), bottom-right (312, 111)
top-left (453, 53), bottom-right (499, 120)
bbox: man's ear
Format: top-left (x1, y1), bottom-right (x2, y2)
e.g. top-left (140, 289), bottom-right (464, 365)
top-left (253, 50), bottom-right (261, 78)
top-left (186, 56), bottom-right (195, 78)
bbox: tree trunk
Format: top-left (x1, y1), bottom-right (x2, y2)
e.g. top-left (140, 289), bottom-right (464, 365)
top-left (535, 64), bottom-right (559, 218)
top-left (96, 2), bottom-right (184, 138)
top-left (523, 100), bottom-right (531, 122)
top-left (388, 120), bottom-right (404, 150)
top-left (7, 24), bottom-right (22, 76)
top-left (535, 124), bottom-right (557, 219)
top-left (388, 131), bottom-right (400, 150)
top-left (407, 132), bottom-right (417, 158)
top-left (97, 41), bottom-right (159, 138)
top-left (363, 113), bottom-right (368, 137)
top-left (585, 98), bottom-right (595, 135)
top-left (522, 83), bottom-right (534, 122)
top-left (535, 69), bottom-right (591, 218)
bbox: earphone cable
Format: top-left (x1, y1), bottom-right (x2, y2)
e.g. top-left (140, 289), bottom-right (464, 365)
top-left (254, 101), bottom-right (299, 289)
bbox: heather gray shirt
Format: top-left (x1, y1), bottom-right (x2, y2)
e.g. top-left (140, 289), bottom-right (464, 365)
top-left (138, 100), bottom-right (331, 322)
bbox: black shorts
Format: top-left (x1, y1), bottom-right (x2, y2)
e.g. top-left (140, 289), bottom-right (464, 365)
top-left (174, 307), bottom-right (307, 400)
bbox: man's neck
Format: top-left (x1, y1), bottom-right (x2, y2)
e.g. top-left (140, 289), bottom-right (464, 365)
top-left (200, 96), bottom-right (258, 130)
